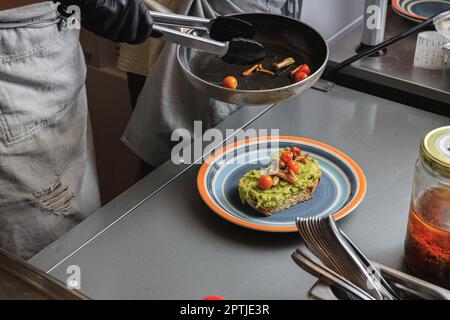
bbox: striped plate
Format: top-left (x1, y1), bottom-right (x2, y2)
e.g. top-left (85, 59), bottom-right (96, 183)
top-left (197, 136), bottom-right (367, 232)
top-left (392, 0), bottom-right (450, 22)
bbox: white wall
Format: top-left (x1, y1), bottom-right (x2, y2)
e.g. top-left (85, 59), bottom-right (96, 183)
top-left (301, 0), bottom-right (364, 41)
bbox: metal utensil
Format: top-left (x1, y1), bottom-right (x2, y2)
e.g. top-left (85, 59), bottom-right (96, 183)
top-left (296, 217), bottom-right (388, 300)
top-left (310, 262), bottom-right (450, 300)
top-left (292, 244), bottom-right (377, 300)
top-left (321, 217), bottom-right (397, 300)
top-left (374, 262), bottom-right (450, 300)
top-left (340, 231), bottom-right (400, 299)
top-left (150, 11), bottom-right (255, 41)
top-left (144, 0), bottom-right (265, 65)
top-left (151, 25), bottom-right (265, 64)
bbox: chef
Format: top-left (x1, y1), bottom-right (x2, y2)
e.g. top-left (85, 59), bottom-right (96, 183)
top-left (122, 0), bottom-right (302, 170)
top-left (0, 0), bottom-right (153, 260)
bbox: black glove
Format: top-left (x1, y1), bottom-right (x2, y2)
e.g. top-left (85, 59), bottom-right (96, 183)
top-left (57, 0), bottom-right (153, 44)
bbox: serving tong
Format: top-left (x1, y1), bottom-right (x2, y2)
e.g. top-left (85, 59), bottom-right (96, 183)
top-left (292, 216), bottom-right (450, 300)
top-left (145, 0), bottom-right (265, 64)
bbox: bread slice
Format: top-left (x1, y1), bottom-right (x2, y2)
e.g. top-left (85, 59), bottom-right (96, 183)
top-left (244, 178), bottom-right (320, 217)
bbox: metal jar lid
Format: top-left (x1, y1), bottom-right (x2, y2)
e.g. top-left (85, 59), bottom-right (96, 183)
top-left (420, 126), bottom-right (450, 179)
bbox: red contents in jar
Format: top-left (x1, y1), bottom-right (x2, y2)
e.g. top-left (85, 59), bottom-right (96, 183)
top-left (404, 187), bottom-right (450, 289)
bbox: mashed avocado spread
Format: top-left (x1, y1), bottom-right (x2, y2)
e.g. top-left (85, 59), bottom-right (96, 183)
top-left (238, 153), bottom-right (321, 209)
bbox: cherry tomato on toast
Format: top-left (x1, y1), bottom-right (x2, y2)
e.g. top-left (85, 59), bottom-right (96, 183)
top-left (258, 175), bottom-right (274, 190)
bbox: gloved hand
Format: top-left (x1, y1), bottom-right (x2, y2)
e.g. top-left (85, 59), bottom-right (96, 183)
top-left (56, 0), bottom-right (153, 44)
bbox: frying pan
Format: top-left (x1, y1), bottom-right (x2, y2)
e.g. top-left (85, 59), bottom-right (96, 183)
top-left (144, 0), bottom-right (329, 106)
top-left (177, 13), bottom-right (329, 106)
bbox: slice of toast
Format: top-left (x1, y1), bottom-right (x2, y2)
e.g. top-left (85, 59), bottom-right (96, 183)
top-left (244, 178), bottom-right (320, 217)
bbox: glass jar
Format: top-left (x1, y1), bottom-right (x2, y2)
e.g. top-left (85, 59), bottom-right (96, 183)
top-left (404, 126), bottom-right (450, 289)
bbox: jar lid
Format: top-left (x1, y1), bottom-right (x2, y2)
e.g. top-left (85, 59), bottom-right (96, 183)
top-left (420, 126), bottom-right (450, 179)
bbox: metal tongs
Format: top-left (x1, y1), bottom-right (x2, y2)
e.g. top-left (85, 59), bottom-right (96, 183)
top-left (292, 216), bottom-right (450, 300)
top-left (144, 0), bottom-right (266, 64)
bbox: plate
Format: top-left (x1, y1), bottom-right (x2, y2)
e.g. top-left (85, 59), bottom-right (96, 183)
top-left (392, 0), bottom-right (450, 22)
top-left (197, 136), bottom-right (367, 232)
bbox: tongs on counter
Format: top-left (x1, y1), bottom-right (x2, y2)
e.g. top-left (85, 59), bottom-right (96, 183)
top-left (292, 216), bottom-right (450, 300)
top-left (144, 0), bottom-right (266, 64)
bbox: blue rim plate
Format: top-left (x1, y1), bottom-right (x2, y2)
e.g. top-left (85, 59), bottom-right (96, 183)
top-left (393, 0), bottom-right (450, 22)
top-left (197, 136), bottom-right (367, 232)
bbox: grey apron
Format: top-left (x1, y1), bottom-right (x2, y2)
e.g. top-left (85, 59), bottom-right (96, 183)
top-left (122, 0), bottom-right (302, 167)
top-left (0, 2), bottom-right (101, 260)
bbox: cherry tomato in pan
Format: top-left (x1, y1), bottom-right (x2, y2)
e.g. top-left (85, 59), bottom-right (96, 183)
top-left (290, 146), bottom-right (302, 157)
top-left (280, 151), bottom-right (294, 164)
top-left (294, 71), bottom-right (308, 83)
top-left (298, 64), bottom-right (311, 76)
top-left (258, 175), bottom-right (274, 190)
top-left (287, 160), bottom-right (300, 174)
top-left (223, 76), bottom-right (238, 89)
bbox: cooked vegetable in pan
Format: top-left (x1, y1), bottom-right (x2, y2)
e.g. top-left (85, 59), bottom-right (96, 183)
top-left (221, 55), bottom-right (312, 89)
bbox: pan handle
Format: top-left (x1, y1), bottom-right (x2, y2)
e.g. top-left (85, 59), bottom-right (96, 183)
top-left (327, 9), bottom-right (450, 78)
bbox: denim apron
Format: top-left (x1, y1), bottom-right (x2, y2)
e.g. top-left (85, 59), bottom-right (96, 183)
top-left (122, 0), bottom-right (302, 167)
top-left (0, 2), bottom-right (101, 260)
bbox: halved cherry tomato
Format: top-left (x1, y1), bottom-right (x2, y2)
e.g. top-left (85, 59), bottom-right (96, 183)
top-left (280, 151), bottom-right (294, 164)
top-left (298, 64), bottom-right (311, 76)
top-left (223, 76), bottom-right (238, 89)
top-left (258, 175), bottom-right (274, 190)
top-left (290, 146), bottom-right (302, 157)
top-left (294, 71), bottom-right (308, 83)
top-left (287, 160), bottom-right (299, 174)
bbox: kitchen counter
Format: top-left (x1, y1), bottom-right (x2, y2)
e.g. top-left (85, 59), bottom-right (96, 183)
top-left (328, 6), bottom-right (450, 112)
top-left (30, 85), bottom-right (449, 299)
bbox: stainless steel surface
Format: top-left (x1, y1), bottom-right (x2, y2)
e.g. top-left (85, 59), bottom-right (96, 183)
top-left (152, 25), bottom-right (229, 57)
top-left (177, 13), bottom-right (329, 106)
top-left (329, 6), bottom-right (450, 105)
top-left (361, 0), bottom-right (388, 46)
top-left (0, 248), bottom-right (87, 300)
top-left (30, 85), bottom-right (449, 299)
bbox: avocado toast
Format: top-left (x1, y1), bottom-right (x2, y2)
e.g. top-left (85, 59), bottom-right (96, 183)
top-left (238, 147), bottom-right (321, 217)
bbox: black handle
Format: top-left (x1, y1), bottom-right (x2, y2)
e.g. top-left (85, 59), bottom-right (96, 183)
top-left (327, 10), bottom-right (449, 79)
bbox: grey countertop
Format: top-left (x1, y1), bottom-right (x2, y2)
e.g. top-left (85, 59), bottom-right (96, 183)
top-left (30, 84), bottom-right (449, 299)
top-left (328, 6), bottom-right (450, 105)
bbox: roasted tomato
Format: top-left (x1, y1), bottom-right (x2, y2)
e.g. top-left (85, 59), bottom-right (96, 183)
top-left (223, 76), bottom-right (238, 89)
top-left (290, 146), bottom-right (302, 157)
top-left (287, 160), bottom-right (300, 174)
top-left (280, 151), bottom-right (294, 164)
top-left (258, 175), bottom-right (274, 190)
top-left (298, 64), bottom-right (311, 76)
top-left (294, 71), bottom-right (308, 83)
